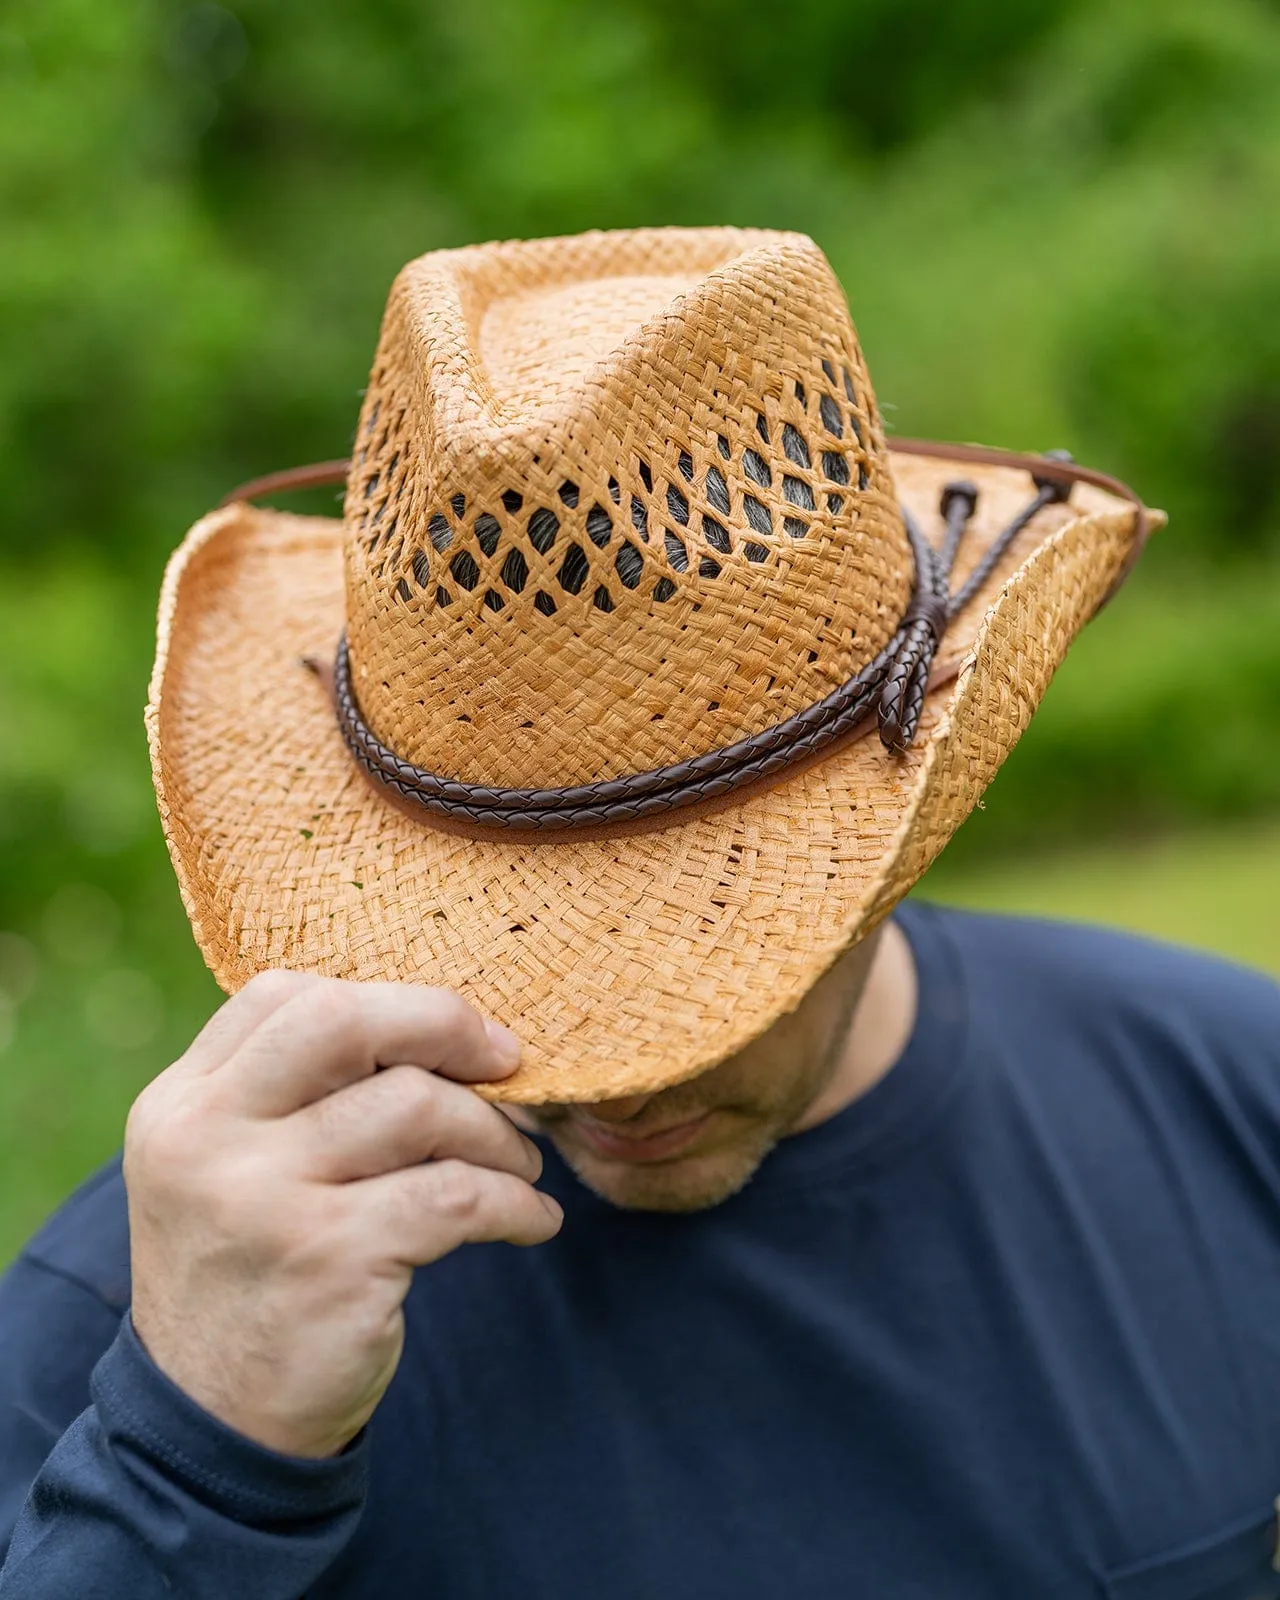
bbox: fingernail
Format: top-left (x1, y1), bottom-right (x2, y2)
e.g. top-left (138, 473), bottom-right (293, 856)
top-left (540, 1192), bottom-right (563, 1223)
top-left (522, 1137), bottom-right (544, 1181)
top-left (484, 1017), bottom-right (523, 1068)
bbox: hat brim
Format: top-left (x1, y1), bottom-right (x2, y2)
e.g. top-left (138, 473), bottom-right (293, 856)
top-left (147, 450), bottom-right (1150, 1103)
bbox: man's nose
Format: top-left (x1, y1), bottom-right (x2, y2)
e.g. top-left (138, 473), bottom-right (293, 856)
top-left (579, 1094), bottom-right (654, 1124)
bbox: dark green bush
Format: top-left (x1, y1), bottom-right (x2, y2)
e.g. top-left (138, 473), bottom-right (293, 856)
top-left (3, 0), bottom-right (1280, 937)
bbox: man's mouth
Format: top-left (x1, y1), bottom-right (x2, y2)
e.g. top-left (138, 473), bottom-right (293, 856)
top-left (566, 1111), bottom-right (714, 1163)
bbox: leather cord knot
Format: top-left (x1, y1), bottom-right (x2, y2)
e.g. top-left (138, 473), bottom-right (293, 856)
top-left (875, 489), bottom-right (967, 753)
top-left (899, 589), bottom-right (950, 642)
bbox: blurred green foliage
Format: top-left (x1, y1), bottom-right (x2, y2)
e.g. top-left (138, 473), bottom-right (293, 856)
top-left (2, 0), bottom-right (1280, 1251)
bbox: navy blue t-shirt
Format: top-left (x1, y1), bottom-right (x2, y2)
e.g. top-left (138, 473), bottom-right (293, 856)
top-left (3, 903), bottom-right (1280, 1599)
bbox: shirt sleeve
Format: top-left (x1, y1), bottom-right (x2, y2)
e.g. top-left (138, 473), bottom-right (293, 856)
top-left (0, 1266), bottom-right (367, 1600)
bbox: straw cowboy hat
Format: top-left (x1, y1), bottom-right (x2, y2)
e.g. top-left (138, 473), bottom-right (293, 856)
top-left (146, 226), bottom-right (1160, 1104)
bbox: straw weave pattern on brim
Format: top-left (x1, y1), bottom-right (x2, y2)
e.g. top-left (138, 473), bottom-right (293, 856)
top-left (147, 453), bottom-right (1152, 1104)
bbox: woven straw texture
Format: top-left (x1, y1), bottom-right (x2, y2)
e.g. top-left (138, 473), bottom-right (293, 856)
top-left (148, 227), bottom-right (1153, 1104)
top-left (344, 228), bottom-right (908, 787)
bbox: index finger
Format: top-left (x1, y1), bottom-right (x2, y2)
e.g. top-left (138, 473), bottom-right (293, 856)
top-left (175, 969), bottom-right (325, 1077)
top-left (217, 979), bottom-right (523, 1118)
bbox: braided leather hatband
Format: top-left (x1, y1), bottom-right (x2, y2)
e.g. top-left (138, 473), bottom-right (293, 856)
top-left (223, 442), bottom-right (1151, 832)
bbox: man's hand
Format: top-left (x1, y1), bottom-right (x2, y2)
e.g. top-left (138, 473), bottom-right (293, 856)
top-left (124, 971), bottom-right (559, 1459)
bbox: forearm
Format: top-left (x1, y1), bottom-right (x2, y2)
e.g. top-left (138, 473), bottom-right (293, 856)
top-left (0, 1318), bottom-right (366, 1600)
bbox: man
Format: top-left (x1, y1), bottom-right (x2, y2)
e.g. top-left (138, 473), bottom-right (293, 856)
top-left (2, 227), bottom-right (1279, 1599)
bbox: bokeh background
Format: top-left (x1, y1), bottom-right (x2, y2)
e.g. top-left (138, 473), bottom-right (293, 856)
top-left (3, 0), bottom-right (1280, 1261)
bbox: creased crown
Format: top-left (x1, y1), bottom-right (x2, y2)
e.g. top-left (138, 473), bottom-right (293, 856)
top-left (342, 226), bottom-right (912, 789)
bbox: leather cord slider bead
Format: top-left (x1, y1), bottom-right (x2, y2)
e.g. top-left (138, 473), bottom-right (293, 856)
top-left (875, 496), bottom-right (963, 755)
top-left (900, 590), bottom-right (950, 642)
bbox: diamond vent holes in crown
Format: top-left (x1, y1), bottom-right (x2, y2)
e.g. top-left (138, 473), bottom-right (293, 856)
top-left (341, 232), bottom-right (913, 790)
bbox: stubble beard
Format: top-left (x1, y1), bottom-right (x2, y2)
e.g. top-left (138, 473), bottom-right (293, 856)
top-left (540, 1009), bottom-right (858, 1213)
top-left (531, 930), bottom-right (881, 1213)
top-left (548, 1110), bottom-right (790, 1213)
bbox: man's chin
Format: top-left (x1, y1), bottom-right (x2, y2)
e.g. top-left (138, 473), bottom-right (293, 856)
top-left (550, 1135), bottom-right (777, 1213)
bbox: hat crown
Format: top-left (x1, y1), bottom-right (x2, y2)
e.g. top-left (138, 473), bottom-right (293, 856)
top-left (342, 227), bottom-right (912, 788)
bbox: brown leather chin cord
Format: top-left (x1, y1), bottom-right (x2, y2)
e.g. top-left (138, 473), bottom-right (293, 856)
top-left (223, 441), bottom-right (1152, 835)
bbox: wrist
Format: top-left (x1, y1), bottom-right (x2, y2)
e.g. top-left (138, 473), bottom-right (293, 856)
top-left (128, 1309), bottom-right (361, 1461)
top-left (93, 1316), bottom-right (370, 1519)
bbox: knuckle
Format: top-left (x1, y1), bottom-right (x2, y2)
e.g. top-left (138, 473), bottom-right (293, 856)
top-left (306, 1080), bottom-right (357, 1143)
top-left (419, 988), bottom-right (482, 1042)
top-left (392, 1065), bottom-right (442, 1121)
top-left (317, 1067), bottom-right (427, 1143)
top-left (126, 1132), bottom-right (207, 1218)
top-left (302, 980), bottom-right (364, 1040)
top-left (302, 979), bottom-right (356, 1030)
top-left (123, 1079), bottom-right (163, 1148)
top-left (243, 968), bottom-right (313, 1006)
top-left (125, 1081), bottom-right (256, 1218)
top-left (360, 1069), bottom-right (442, 1146)
top-left (426, 1160), bottom-right (483, 1224)
top-left (124, 1081), bottom-right (198, 1186)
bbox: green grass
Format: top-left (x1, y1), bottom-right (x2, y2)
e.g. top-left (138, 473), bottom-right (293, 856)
top-left (0, 880), bottom-right (222, 1270)
top-left (2, 819), bottom-right (1277, 1269)
top-left (921, 818), bottom-right (1280, 975)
